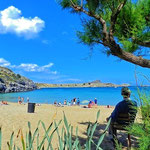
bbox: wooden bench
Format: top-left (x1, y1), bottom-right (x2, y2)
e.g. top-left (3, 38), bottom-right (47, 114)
top-left (111, 113), bottom-right (136, 147)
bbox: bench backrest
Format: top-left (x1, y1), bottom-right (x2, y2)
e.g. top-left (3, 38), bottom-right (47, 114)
top-left (113, 113), bottom-right (136, 130)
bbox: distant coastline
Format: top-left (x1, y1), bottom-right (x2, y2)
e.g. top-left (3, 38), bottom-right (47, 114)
top-left (36, 80), bottom-right (130, 88)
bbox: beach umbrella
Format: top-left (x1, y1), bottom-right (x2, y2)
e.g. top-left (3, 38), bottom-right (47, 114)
top-left (81, 100), bottom-right (89, 104)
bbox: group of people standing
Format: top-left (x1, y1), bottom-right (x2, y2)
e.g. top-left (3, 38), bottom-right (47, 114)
top-left (54, 98), bottom-right (80, 106)
top-left (88, 98), bottom-right (98, 108)
top-left (64, 97), bottom-right (80, 106)
top-left (54, 97), bottom-right (98, 107)
top-left (18, 96), bottom-right (29, 104)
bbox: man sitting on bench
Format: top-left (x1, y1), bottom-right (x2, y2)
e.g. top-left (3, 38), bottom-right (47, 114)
top-left (106, 87), bottom-right (137, 147)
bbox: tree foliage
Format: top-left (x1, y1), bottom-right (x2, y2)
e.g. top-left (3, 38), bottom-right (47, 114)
top-left (58, 0), bottom-right (150, 68)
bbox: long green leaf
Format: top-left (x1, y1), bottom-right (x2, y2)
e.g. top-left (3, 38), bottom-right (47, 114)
top-left (28, 122), bottom-right (31, 147)
top-left (68, 126), bottom-right (73, 150)
top-left (90, 122), bottom-right (97, 140)
top-left (26, 132), bottom-right (29, 149)
top-left (28, 122), bottom-right (31, 131)
top-left (104, 118), bottom-right (111, 132)
top-left (87, 123), bottom-right (92, 136)
top-left (96, 118), bottom-right (111, 149)
top-left (28, 131), bottom-right (32, 149)
top-left (10, 132), bottom-right (14, 150)
top-left (29, 128), bottom-right (39, 150)
top-left (61, 126), bottom-right (64, 142)
top-left (91, 140), bottom-right (102, 150)
top-left (96, 133), bottom-right (105, 150)
top-left (54, 121), bottom-right (62, 150)
top-left (76, 126), bottom-right (78, 137)
top-left (21, 131), bottom-right (25, 150)
top-left (96, 110), bottom-right (100, 121)
top-left (36, 133), bottom-right (39, 150)
top-left (7, 142), bottom-right (10, 150)
top-left (13, 145), bottom-right (16, 150)
top-left (72, 138), bottom-right (79, 149)
top-left (64, 132), bottom-right (67, 149)
top-left (17, 147), bottom-right (21, 150)
top-left (38, 121), bottom-right (53, 149)
top-left (63, 112), bottom-right (69, 132)
top-left (47, 120), bottom-right (62, 149)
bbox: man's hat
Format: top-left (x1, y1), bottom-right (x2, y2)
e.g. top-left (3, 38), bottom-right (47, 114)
top-left (121, 87), bottom-right (131, 96)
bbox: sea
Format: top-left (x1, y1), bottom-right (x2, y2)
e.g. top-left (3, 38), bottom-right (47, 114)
top-left (0, 86), bottom-right (149, 106)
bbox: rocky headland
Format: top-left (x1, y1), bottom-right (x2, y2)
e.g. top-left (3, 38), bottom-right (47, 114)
top-left (0, 66), bottom-right (37, 93)
top-left (36, 80), bottom-right (130, 88)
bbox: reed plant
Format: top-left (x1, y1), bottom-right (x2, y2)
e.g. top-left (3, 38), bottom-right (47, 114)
top-left (125, 71), bottom-right (150, 149)
top-left (0, 110), bottom-right (111, 150)
top-left (127, 93), bottom-right (150, 150)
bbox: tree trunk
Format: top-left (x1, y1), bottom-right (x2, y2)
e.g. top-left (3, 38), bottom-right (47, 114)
top-left (109, 41), bottom-right (150, 68)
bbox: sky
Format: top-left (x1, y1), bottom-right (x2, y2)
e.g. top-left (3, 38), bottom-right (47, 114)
top-left (0, 0), bottom-right (149, 85)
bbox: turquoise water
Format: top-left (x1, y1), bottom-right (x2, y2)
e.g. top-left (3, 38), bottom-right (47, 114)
top-left (0, 87), bottom-right (149, 105)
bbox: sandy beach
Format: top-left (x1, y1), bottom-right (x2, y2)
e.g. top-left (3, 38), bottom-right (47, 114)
top-left (0, 102), bottom-right (139, 150)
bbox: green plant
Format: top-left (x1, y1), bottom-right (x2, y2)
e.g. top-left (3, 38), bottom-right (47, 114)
top-left (127, 89), bottom-right (150, 150)
top-left (114, 139), bottom-right (122, 150)
top-left (0, 110), bottom-right (111, 150)
top-left (54, 110), bottom-right (111, 150)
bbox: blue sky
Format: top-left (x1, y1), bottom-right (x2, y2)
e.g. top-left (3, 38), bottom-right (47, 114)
top-left (0, 0), bottom-right (149, 85)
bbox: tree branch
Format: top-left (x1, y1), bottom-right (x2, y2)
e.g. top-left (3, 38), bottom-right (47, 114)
top-left (135, 41), bottom-right (150, 48)
top-left (68, 0), bottom-right (150, 68)
top-left (109, 41), bottom-right (150, 68)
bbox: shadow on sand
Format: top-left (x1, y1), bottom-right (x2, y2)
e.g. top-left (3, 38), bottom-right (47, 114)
top-left (74, 121), bottom-right (138, 150)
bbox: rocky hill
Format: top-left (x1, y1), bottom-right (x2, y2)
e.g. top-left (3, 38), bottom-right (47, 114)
top-left (37, 80), bottom-right (130, 88)
top-left (0, 66), bottom-right (37, 93)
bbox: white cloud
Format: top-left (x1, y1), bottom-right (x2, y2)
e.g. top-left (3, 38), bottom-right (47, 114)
top-left (18, 63), bottom-right (55, 72)
top-left (0, 6), bottom-right (45, 39)
top-left (0, 58), bottom-right (11, 67)
top-left (18, 63), bottom-right (39, 72)
top-left (0, 58), bottom-right (56, 73)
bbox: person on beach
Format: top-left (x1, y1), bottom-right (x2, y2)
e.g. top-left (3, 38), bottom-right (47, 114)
top-left (1, 101), bottom-right (8, 105)
top-left (18, 97), bottom-right (21, 103)
top-left (18, 96), bottom-right (22, 104)
top-left (88, 100), bottom-right (93, 108)
top-left (21, 97), bottom-right (24, 103)
top-left (77, 98), bottom-right (80, 105)
top-left (27, 97), bottom-right (29, 103)
top-left (94, 98), bottom-right (98, 105)
top-left (54, 101), bottom-right (57, 105)
top-left (106, 87), bottom-right (137, 139)
top-left (64, 99), bottom-right (67, 105)
top-left (73, 98), bottom-right (76, 105)
top-left (18, 96), bottom-right (21, 101)
top-left (107, 87), bottom-right (137, 122)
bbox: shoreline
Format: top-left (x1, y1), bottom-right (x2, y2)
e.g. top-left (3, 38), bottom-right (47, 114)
top-left (1, 101), bottom-right (116, 107)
